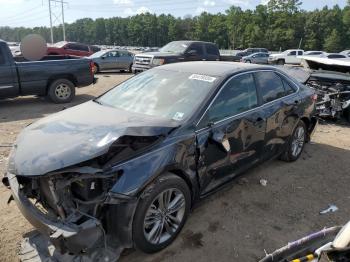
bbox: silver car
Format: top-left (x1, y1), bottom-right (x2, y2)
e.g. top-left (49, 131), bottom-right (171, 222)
top-left (90, 49), bottom-right (134, 73)
top-left (241, 52), bottom-right (269, 64)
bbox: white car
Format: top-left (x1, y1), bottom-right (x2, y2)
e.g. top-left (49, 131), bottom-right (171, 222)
top-left (268, 49), bottom-right (304, 65)
top-left (304, 51), bottom-right (326, 57)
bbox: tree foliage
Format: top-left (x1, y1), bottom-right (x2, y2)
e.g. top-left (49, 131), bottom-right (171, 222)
top-left (0, 1), bottom-right (349, 51)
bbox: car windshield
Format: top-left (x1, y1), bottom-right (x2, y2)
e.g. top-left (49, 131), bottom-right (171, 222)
top-left (97, 69), bottom-right (220, 121)
top-left (89, 50), bottom-right (107, 58)
top-left (159, 42), bottom-right (189, 53)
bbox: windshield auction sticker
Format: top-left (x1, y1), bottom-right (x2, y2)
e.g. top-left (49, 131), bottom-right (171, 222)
top-left (189, 74), bottom-right (216, 83)
top-left (173, 112), bottom-right (185, 121)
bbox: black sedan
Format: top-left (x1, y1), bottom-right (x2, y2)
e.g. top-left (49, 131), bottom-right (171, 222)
top-left (4, 62), bottom-right (317, 257)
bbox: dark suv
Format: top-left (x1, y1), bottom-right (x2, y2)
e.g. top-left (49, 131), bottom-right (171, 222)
top-left (132, 40), bottom-right (221, 72)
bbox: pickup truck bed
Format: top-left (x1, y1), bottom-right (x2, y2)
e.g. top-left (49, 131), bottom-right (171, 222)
top-left (0, 40), bottom-right (95, 103)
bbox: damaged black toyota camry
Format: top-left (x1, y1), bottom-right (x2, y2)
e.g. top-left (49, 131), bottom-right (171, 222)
top-left (3, 61), bottom-right (317, 257)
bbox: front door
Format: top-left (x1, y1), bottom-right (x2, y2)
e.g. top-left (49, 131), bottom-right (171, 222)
top-left (196, 72), bottom-right (266, 195)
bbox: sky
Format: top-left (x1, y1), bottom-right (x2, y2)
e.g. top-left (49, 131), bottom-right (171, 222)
top-left (0, 0), bottom-right (347, 28)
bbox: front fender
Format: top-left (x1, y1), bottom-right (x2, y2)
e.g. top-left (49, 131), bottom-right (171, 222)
top-left (109, 134), bottom-right (197, 196)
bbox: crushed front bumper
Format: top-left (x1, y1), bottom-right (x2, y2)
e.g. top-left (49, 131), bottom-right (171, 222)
top-left (7, 172), bottom-right (103, 254)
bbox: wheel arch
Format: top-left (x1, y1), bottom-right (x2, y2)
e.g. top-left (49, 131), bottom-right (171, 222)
top-left (46, 74), bottom-right (77, 94)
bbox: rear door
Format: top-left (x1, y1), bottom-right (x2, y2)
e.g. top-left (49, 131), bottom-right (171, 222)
top-left (117, 51), bottom-right (133, 69)
top-left (254, 70), bottom-right (300, 160)
top-left (196, 72), bottom-right (266, 195)
top-left (0, 46), bottom-right (18, 98)
top-left (204, 43), bottom-right (220, 61)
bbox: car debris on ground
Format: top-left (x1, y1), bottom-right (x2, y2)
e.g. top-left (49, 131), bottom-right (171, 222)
top-left (320, 204), bottom-right (339, 215)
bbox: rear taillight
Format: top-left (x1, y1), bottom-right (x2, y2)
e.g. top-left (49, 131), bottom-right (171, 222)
top-left (311, 94), bottom-right (318, 102)
top-left (89, 60), bottom-right (94, 77)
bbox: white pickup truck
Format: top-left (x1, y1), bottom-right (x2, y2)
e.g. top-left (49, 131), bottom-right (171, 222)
top-left (268, 49), bottom-right (304, 65)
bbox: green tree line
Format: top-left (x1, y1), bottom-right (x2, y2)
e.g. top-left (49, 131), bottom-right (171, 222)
top-left (1, 0), bottom-right (350, 52)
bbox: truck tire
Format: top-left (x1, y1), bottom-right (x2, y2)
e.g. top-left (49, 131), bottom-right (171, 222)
top-left (277, 59), bottom-right (285, 65)
top-left (280, 121), bottom-right (306, 162)
top-left (47, 79), bottom-right (75, 104)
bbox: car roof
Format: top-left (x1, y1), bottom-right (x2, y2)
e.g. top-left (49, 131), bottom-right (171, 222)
top-left (248, 52), bottom-right (268, 56)
top-left (158, 61), bottom-right (276, 77)
top-left (169, 40), bottom-right (217, 45)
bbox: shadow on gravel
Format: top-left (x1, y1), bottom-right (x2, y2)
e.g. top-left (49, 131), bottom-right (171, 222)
top-left (0, 94), bottom-right (94, 123)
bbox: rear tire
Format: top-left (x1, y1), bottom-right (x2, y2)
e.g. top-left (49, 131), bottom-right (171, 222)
top-left (47, 79), bottom-right (75, 104)
top-left (277, 59), bottom-right (285, 65)
top-left (280, 121), bottom-right (306, 162)
top-left (133, 173), bottom-right (191, 253)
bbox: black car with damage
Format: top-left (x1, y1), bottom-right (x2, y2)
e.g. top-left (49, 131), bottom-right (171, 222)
top-left (3, 62), bottom-right (317, 258)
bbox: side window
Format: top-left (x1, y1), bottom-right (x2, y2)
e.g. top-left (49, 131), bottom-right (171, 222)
top-left (297, 51), bottom-right (303, 55)
top-left (77, 44), bottom-right (89, 52)
top-left (289, 51), bottom-right (297, 56)
top-left (108, 51), bottom-right (119, 57)
top-left (206, 44), bottom-right (219, 56)
top-left (65, 44), bottom-right (75, 50)
top-left (255, 71), bottom-right (286, 103)
top-left (204, 73), bottom-right (258, 123)
top-left (188, 44), bottom-right (204, 55)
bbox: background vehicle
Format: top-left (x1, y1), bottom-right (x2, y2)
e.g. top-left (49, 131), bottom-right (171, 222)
top-left (132, 40), bottom-right (222, 72)
top-left (340, 50), bottom-right (350, 57)
top-left (321, 53), bottom-right (348, 59)
top-left (5, 62), bottom-right (317, 258)
top-left (269, 49), bottom-right (304, 65)
top-left (241, 52), bottom-right (269, 64)
top-left (304, 51), bottom-right (326, 57)
top-left (0, 40), bottom-right (95, 103)
top-left (89, 49), bottom-right (134, 73)
top-left (47, 41), bottom-right (100, 57)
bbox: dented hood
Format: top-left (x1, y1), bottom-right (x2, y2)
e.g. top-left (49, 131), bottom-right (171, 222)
top-left (8, 101), bottom-right (178, 176)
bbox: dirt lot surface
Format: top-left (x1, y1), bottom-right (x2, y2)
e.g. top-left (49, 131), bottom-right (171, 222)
top-left (0, 72), bottom-right (350, 262)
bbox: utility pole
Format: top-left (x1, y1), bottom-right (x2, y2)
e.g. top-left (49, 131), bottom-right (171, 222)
top-left (48, 0), bottom-right (54, 43)
top-left (48, 0), bottom-right (68, 43)
top-left (61, 0), bottom-right (66, 41)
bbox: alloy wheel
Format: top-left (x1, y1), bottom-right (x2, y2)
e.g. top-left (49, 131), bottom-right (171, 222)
top-left (291, 126), bottom-right (305, 157)
top-left (143, 188), bottom-right (186, 245)
top-left (55, 84), bottom-right (71, 100)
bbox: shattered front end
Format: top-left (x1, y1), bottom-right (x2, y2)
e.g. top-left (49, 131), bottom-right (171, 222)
top-left (6, 167), bottom-right (137, 256)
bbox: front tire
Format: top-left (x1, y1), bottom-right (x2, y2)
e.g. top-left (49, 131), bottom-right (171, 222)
top-left (280, 121), bottom-right (306, 162)
top-left (47, 79), bottom-right (75, 104)
top-left (133, 173), bottom-right (191, 253)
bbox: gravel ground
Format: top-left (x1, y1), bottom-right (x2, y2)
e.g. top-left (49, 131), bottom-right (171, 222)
top-left (0, 72), bottom-right (349, 262)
